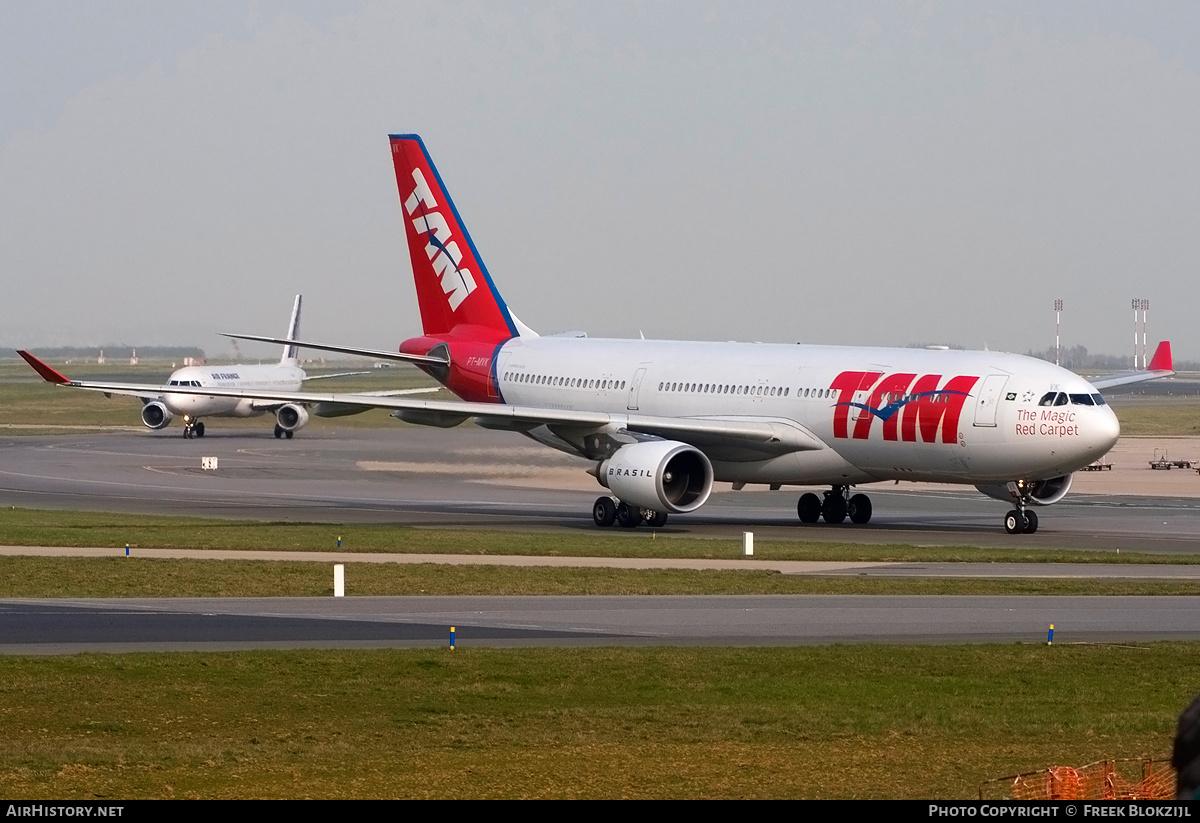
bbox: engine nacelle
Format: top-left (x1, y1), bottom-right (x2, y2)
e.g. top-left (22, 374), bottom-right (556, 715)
top-left (276, 404), bottom-right (310, 433)
top-left (975, 474), bottom-right (1073, 507)
top-left (140, 401), bottom-right (173, 430)
top-left (598, 441), bottom-right (713, 513)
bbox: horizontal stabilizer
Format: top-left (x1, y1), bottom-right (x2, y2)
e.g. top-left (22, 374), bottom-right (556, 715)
top-left (1089, 341), bottom-right (1175, 391)
top-left (222, 334), bottom-right (449, 366)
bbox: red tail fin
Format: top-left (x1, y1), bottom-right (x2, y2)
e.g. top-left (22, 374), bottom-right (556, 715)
top-left (1148, 341), bottom-right (1172, 372)
top-left (390, 135), bottom-right (526, 341)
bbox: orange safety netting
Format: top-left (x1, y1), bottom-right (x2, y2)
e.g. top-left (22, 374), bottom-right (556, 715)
top-left (979, 758), bottom-right (1175, 801)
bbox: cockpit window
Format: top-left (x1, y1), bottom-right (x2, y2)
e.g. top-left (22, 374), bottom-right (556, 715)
top-left (1038, 392), bottom-right (1056, 406)
top-left (1069, 394), bottom-right (1095, 406)
top-left (1053, 393), bottom-right (1068, 406)
top-left (1091, 393), bottom-right (1106, 405)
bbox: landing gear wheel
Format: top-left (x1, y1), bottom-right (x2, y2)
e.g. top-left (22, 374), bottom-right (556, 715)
top-left (592, 497), bottom-right (617, 527)
top-left (1004, 510), bottom-right (1022, 534)
top-left (646, 511), bottom-right (668, 528)
top-left (821, 493), bottom-right (847, 524)
top-left (1021, 509), bottom-right (1039, 534)
top-left (848, 493), bottom-right (872, 525)
top-left (195, 422), bottom-right (205, 438)
top-left (274, 425), bottom-right (284, 439)
top-left (285, 430), bottom-right (293, 439)
top-left (797, 493), bottom-right (821, 523)
top-left (616, 502), bottom-right (642, 528)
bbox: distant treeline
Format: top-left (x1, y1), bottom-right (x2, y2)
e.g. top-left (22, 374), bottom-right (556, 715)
top-left (1025, 345), bottom-right (1200, 372)
top-left (0, 346), bottom-right (206, 361)
top-left (904, 342), bottom-right (1198, 371)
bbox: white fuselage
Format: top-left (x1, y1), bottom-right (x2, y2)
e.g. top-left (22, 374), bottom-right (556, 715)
top-left (493, 337), bottom-right (1119, 487)
top-left (160, 362), bottom-right (306, 419)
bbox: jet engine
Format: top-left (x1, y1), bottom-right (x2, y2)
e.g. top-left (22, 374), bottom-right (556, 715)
top-left (975, 475), bottom-right (1073, 506)
top-left (140, 401), bottom-right (173, 430)
top-left (597, 441), bottom-right (713, 513)
top-left (276, 404), bottom-right (310, 433)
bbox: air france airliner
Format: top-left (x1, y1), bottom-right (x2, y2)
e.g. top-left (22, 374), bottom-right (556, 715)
top-left (25, 135), bottom-right (1174, 533)
top-left (19, 296), bottom-right (400, 438)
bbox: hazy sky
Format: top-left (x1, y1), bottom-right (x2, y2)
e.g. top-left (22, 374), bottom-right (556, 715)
top-left (3, 2), bottom-right (1198, 361)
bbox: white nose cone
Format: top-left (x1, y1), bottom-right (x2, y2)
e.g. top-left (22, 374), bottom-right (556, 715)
top-left (1084, 405), bottom-right (1121, 461)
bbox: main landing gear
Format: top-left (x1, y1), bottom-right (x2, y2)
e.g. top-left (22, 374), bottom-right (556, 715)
top-left (182, 419), bottom-right (205, 439)
top-left (592, 497), bottom-right (667, 529)
top-left (1004, 507), bottom-right (1039, 534)
top-left (273, 424), bottom-right (294, 439)
top-left (797, 486), bottom-right (872, 525)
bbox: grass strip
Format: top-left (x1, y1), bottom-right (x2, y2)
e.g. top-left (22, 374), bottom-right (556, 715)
top-left (2, 556), bottom-right (1200, 598)
top-left (0, 644), bottom-right (1194, 799)
top-left (1, 507), bottom-right (1194, 564)
top-left (1112, 401), bottom-right (1200, 437)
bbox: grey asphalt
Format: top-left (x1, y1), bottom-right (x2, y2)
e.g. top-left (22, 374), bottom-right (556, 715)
top-left (3, 427), bottom-right (1200, 652)
top-left (3, 595), bottom-right (1197, 654)
top-left (2, 428), bottom-right (1200, 553)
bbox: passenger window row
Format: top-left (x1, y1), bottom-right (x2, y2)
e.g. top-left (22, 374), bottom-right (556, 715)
top-left (504, 372), bottom-right (625, 391)
top-left (657, 382), bottom-right (789, 397)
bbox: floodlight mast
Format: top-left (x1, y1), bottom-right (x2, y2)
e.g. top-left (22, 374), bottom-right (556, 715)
top-left (1054, 299), bottom-right (1063, 366)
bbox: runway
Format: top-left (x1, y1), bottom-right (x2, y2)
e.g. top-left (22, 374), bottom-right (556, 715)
top-left (2, 428), bottom-right (1200, 552)
top-left (5, 595), bottom-right (1199, 654)
top-left (3, 427), bottom-right (1200, 651)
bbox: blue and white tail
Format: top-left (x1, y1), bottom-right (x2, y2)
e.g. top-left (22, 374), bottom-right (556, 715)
top-left (281, 295), bottom-right (302, 364)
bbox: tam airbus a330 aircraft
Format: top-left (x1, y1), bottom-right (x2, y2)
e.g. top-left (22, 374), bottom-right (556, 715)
top-left (29, 134), bottom-right (1175, 533)
top-left (18, 295), bottom-right (412, 439)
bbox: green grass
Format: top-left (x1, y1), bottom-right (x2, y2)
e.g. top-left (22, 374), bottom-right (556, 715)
top-left (1111, 399), bottom-right (1200, 437)
top-left (0, 644), bottom-right (1192, 799)
top-left (1, 508), bottom-right (1195, 564)
top-left (3, 556), bottom-right (1200, 598)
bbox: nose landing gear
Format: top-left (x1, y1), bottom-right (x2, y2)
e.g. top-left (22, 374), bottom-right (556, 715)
top-left (1004, 507), bottom-right (1039, 534)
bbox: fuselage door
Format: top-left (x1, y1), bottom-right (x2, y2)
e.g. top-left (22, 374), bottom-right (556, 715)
top-left (627, 367), bottom-right (647, 411)
top-left (973, 374), bottom-right (1009, 427)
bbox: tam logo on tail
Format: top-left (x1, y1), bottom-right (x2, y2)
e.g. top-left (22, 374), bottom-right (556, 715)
top-left (403, 168), bottom-right (477, 311)
top-left (390, 134), bottom-right (521, 341)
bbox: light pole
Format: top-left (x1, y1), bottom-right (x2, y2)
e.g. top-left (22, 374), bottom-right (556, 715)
top-left (1054, 299), bottom-right (1063, 366)
top-left (1132, 298), bottom-right (1140, 368)
top-left (1141, 299), bottom-right (1150, 369)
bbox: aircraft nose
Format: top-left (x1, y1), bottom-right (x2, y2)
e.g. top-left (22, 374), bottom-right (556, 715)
top-left (1087, 405), bottom-right (1120, 457)
top-left (164, 393), bottom-right (194, 412)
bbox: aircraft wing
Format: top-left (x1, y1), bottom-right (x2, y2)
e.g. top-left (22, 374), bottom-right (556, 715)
top-left (16, 350), bottom-right (162, 401)
top-left (23, 367), bottom-right (826, 456)
top-left (18, 349), bottom-right (443, 406)
top-left (1088, 342), bottom-right (1174, 391)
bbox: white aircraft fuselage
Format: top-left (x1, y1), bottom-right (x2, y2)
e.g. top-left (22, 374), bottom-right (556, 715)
top-left (160, 362), bottom-right (306, 419)
top-left (492, 337), bottom-right (1118, 486)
